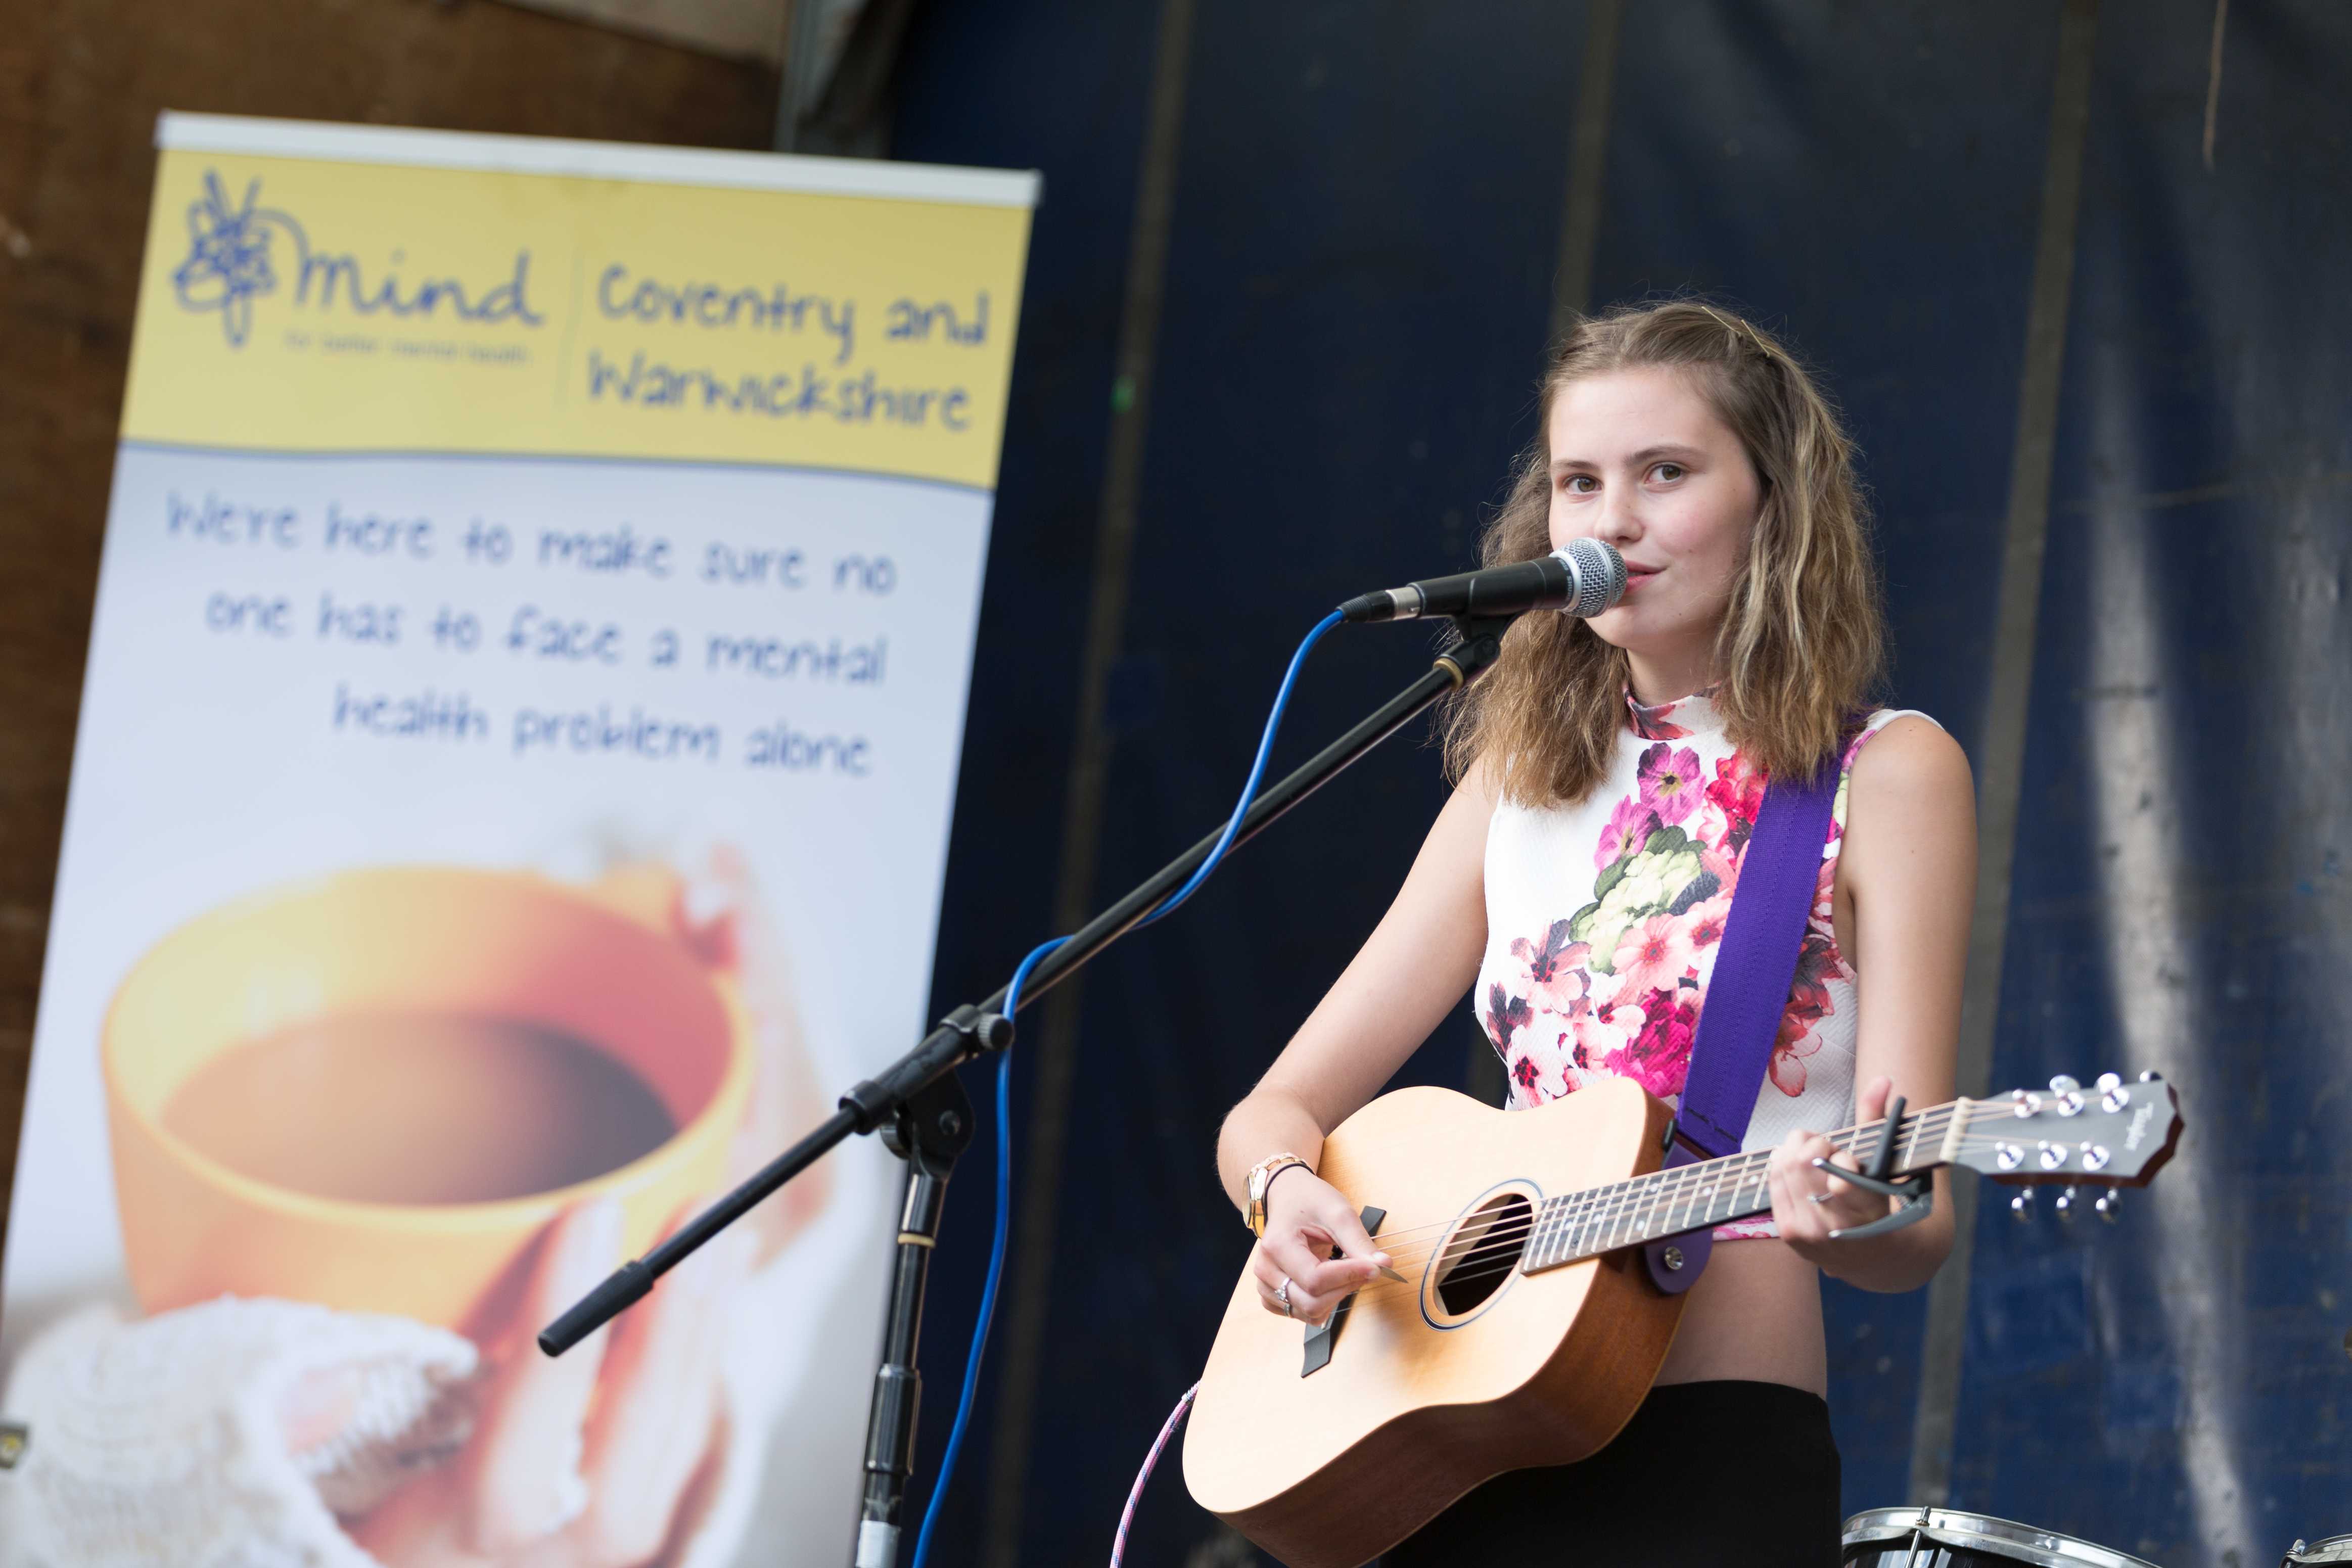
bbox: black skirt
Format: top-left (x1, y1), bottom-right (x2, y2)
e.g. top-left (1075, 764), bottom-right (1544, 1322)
top-left (1380, 1380), bottom-right (1841, 1568)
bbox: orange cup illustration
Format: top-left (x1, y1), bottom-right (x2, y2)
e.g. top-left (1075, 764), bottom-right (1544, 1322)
top-left (103, 865), bottom-right (755, 1329)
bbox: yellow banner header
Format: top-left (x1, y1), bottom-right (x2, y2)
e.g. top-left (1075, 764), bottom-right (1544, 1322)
top-left (123, 120), bottom-right (1036, 491)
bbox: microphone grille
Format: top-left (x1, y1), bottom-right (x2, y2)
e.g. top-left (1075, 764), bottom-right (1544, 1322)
top-left (1556, 537), bottom-right (1627, 617)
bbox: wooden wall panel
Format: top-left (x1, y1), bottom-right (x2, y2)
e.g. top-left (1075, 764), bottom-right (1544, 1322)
top-left (0, 0), bottom-right (778, 1250)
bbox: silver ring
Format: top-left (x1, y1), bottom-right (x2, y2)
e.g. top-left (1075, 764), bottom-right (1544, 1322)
top-left (1277, 1277), bottom-right (1294, 1316)
top-left (1808, 1190), bottom-right (1833, 1205)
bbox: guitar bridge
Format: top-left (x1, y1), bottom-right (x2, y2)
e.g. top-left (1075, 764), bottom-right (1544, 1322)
top-left (1302, 1206), bottom-right (1386, 1377)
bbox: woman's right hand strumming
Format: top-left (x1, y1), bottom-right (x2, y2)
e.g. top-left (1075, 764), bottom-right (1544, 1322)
top-left (1218, 766), bottom-right (1498, 1327)
top-left (1250, 1170), bottom-right (1392, 1327)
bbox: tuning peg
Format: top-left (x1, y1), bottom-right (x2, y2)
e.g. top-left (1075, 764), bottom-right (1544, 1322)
top-left (2055, 1090), bottom-right (2086, 1118)
top-left (2049, 1075), bottom-right (2081, 1094)
top-left (2100, 1080), bottom-right (2132, 1113)
top-left (2081, 1143), bottom-right (2111, 1172)
top-left (2095, 1072), bottom-right (2121, 1093)
top-left (2011, 1188), bottom-right (2037, 1221)
top-left (2054, 1185), bottom-right (2080, 1221)
top-left (2137, 1069), bottom-right (2164, 1084)
top-left (2011, 1089), bottom-right (2043, 1119)
top-left (2093, 1190), bottom-right (2121, 1222)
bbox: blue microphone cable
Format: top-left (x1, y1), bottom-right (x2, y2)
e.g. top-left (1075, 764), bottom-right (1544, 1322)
top-left (1137, 609), bottom-right (1343, 926)
top-left (908, 607), bottom-right (1344, 1568)
top-left (908, 934), bottom-right (1063, 1568)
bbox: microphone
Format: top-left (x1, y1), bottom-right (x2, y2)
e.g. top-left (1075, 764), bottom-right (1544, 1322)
top-left (1339, 537), bottom-right (1628, 624)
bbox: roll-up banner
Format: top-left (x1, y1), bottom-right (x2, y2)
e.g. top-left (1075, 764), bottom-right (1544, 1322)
top-left (0, 113), bottom-right (1036, 1566)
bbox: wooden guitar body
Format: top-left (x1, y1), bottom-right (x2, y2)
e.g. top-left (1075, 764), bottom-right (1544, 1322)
top-left (1183, 1070), bottom-right (2185, 1567)
top-left (1182, 1079), bottom-right (1683, 1568)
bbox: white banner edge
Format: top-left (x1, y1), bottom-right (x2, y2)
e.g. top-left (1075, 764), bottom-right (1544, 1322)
top-left (153, 110), bottom-right (1043, 210)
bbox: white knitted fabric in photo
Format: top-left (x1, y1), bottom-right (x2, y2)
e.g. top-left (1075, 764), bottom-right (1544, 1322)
top-left (2, 1297), bottom-right (478, 1568)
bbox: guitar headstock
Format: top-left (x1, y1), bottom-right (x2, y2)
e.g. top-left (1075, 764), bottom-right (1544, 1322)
top-left (1952, 1072), bottom-right (2184, 1194)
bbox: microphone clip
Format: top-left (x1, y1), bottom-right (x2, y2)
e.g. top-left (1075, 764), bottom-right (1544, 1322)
top-left (1434, 616), bottom-right (1518, 687)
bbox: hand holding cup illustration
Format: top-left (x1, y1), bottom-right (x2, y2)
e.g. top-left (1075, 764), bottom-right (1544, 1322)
top-left (9, 857), bottom-right (837, 1566)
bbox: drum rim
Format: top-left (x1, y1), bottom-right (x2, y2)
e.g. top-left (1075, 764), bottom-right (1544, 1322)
top-left (1842, 1506), bottom-right (2164, 1568)
top-left (2284, 1534), bottom-right (2352, 1564)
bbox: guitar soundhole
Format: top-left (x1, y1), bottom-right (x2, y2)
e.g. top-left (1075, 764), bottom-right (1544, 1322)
top-left (1436, 1192), bottom-right (1532, 1316)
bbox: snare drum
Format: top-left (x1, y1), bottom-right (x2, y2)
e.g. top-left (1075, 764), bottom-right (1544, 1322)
top-left (1843, 1508), bottom-right (2162, 1568)
top-left (2283, 1536), bottom-right (2352, 1565)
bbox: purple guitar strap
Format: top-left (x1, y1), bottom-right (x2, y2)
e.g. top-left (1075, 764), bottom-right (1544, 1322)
top-left (1640, 758), bottom-right (1841, 1294)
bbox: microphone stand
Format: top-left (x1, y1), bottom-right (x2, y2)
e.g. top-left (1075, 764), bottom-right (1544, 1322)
top-left (538, 614), bottom-right (1519, 1568)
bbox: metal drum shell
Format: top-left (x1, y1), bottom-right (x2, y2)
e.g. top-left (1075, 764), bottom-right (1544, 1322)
top-left (2283, 1535), bottom-right (2352, 1566)
top-left (1843, 1508), bottom-right (2163, 1568)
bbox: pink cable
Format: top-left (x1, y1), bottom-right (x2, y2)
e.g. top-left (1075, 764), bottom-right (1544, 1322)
top-left (1110, 1381), bottom-right (1201, 1568)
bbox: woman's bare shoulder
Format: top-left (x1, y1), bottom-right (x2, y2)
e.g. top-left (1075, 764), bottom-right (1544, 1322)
top-left (1851, 713), bottom-right (1972, 803)
top-left (1457, 749), bottom-right (1505, 810)
top-left (1842, 715), bottom-right (1975, 886)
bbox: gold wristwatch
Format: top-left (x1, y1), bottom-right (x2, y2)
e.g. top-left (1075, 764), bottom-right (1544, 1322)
top-left (1244, 1152), bottom-right (1311, 1237)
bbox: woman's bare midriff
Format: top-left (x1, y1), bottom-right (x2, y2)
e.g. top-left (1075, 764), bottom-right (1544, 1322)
top-left (1650, 1236), bottom-right (1827, 1396)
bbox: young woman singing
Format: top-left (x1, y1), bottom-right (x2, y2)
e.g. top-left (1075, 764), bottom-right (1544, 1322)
top-left (1216, 301), bottom-right (1975, 1565)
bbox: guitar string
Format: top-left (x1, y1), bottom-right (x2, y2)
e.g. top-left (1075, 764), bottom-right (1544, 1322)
top-left (1323, 1133), bottom-right (1930, 1277)
top-left (1311, 1154), bottom-right (1845, 1289)
top-left (1279, 1109), bottom-right (2126, 1297)
top-left (1295, 1112), bottom-right (2145, 1305)
top-left (1279, 1090), bottom-right (2133, 1266)
top-left (1287, 1105), bottom-right (1946, 1260)
top-left (1355, 1132), bottom-right (2068, 1284)
top-left (1320, 1130), bottom-right (2144, 1308)
top-left (1308, 1103), bottom-right (1970, 1268)
top-left (1312, 1160), bottom-right (2042, 1313)
top-left (1314, 1103), bottom-right (2109, 1274)
top-left (1548, 1100), bottom-right (1965, 1263)
top-left (1347, 1132), bottom-right (2017, 1308)
top-left (1330, 1159), bottom-right (1919, 1313)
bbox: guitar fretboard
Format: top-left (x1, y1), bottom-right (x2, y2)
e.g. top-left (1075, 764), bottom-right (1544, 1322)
top-left (1520, 1099), bottom-right (1972, 1273)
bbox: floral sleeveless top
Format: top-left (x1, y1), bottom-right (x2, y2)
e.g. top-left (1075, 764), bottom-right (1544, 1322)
top-left (1474, 689), bottom-right (1928, 1240)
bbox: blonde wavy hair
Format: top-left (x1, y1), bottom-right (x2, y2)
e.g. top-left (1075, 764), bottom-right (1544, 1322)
top-left (1443, 300), bottom-right (1884, 806)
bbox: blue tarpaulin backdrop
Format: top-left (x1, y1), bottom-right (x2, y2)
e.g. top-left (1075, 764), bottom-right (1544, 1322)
top-left (876, 4), bottom-right (2352, 1564)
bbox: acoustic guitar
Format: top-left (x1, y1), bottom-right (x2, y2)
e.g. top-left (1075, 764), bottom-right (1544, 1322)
top-left (1183, 1073), bottom-right (2184, 1568)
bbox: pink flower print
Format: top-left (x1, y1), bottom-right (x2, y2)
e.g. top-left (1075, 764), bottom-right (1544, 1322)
top-left (1769, 1030), bottom-right (1822, 1096)
top-left (1604, 988), bottom-right (1697, 1099)
top-left (1810, 853), bottom-right (1837, 928)
top-left (1781, 932), bottom-right (1837, 1038)
top-left (1482, 983), bottom-right (1533, 1057)
top-left (1837, 720), bottom-right (1883, 777)
top-left (1572, 1002), bottom-right (1636, 1067)
top-left (1627, 694), bottom-right (1693, 741)
top-left (1683, 894), bottom-right (1731, 955)
top-left (1698, 838), bottom-right (1740, 900)
top-left (1596, 794), bottom-right (1661, 870)
top-left (1611, 912), bottom-right (1698, 997)
top-left (1636, 743), bottom-right (1705, 825)
top-left (1768, 932), bottom-right (1839, 1095)
top-left (1703, 751), bottom-right (1768, 856)
top-left (1509, 918), bottom-right (1591, 1013)
top-left (1511, 1053), bottom-right (1546, 1098)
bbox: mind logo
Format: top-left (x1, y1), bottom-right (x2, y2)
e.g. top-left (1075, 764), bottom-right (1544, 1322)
top-left (171, 171), bottom-right (544, 348)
